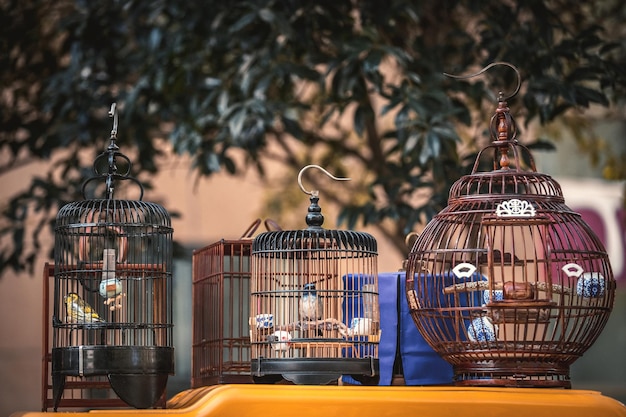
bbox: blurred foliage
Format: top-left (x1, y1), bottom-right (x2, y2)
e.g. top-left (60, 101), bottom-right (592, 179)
top-left (1, 0), bottom-right (625, 275)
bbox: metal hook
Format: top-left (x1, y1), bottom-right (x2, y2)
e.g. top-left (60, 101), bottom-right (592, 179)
top-left (405, 232), bottom-right (419, 248)
top-left (297, 164), bottom-right (350, 196)
top-left (443, 62), bottom-right (521, 101)
top-left (109, 103), bottom-right (119, 139)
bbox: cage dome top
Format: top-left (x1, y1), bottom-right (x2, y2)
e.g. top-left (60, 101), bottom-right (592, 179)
top-left (55, 102), bottom-right (171, 235)
top-left (445, 63), bottom-right (565, 203)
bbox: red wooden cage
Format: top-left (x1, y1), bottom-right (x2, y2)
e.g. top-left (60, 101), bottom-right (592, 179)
top-left (191, 220), bottom-right (279, 387)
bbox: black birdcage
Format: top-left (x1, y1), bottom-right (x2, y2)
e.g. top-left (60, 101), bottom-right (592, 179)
top-left (405, 63), bottom-right (615, 388)
top-left (52, 104), bottom-right (174, 409)
top-left (249, 165), bottom-right (380, 385)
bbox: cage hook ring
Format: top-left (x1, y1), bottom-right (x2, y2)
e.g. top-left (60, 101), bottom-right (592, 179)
top-left (405, 232), bottom-right (419, 248)
top-left (443, 61), bottom-right (521, 101)
top-left (297, 164), bottom-right (350, 196)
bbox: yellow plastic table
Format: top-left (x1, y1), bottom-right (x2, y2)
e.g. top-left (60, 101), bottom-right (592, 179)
top-left (11, 385), bottom-right (626, 417)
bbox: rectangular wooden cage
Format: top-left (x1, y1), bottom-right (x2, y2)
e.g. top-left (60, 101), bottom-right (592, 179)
top-left (191, 238), bottom-right (254, 386)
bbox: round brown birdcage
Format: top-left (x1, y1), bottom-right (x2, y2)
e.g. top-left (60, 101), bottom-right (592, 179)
top-left (405, 64), bottom-right (615, 388)
top-left (52, 104), bottom-right (174, 409)
top-left (249, 166), bottom-right (380, 385)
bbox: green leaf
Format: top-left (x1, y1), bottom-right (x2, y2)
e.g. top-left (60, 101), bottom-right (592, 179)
top-left (229, 11), bottom-right (257, 33)
top-left (363, 49), bottom-right (383, 74)
top-left (205, 152), bottom-right (221, 173)
top-left (229, 107), bottom-right (246, 138)
top-left (281, 116), bottom-right (303, 139)
top-left (354, 104), bottom-right (366, 137)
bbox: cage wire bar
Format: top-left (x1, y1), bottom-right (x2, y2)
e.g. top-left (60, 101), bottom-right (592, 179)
top-left (405, 63), bottom-right (615, 388)
top-left (250, 166), bottom-right (380, 385)
top-left (52, 104), bottom-right (174, 410)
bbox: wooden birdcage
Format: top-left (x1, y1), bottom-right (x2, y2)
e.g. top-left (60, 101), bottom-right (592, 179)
top-left (405, 64), bottom-right (615, 388)
top-left (249, 166), bottom-right (380, 385)
top-left (51, 104), bottom-right (174, 410)
top-left (191, 219), bottom-right (280, 387)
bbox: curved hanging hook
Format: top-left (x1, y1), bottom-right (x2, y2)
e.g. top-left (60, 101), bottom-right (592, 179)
top-left (81, 102), bottom-right (144, 200)
top-left (109, 102), bottom-right (119, 139)
top-left (443, 62), bottom-right (521, 101)
top-left (297, 164), bottom-right (350, 196)
top-left (405, 232), bottom-right (419, 248)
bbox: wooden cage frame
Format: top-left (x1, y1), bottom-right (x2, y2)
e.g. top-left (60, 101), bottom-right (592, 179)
top-left (191, 239), bottom-right (255, 386)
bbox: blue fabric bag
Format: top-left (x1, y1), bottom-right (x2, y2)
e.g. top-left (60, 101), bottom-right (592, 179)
top-left (342, 272), bottom-right (456, 385)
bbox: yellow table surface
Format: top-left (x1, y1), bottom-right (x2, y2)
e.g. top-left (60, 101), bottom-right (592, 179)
top-left (10, 385), bottom-right (626, 417)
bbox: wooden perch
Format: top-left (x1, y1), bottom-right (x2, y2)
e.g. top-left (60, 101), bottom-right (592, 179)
top-left (275, 318), bottom-right (353, 337)
top-left (443, 280), bottom-right (572, 295)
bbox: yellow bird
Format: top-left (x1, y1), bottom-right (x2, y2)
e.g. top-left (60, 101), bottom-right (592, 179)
top-left (64, 292), bottom-right (105, 323)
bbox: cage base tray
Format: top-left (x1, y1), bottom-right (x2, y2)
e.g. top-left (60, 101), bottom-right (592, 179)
top-left (51, 346), bottom-right (174, 410)
top-left (251, 357), bottom-right (378, 385)
top-left (453, 360), bottom-right (571, 388)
